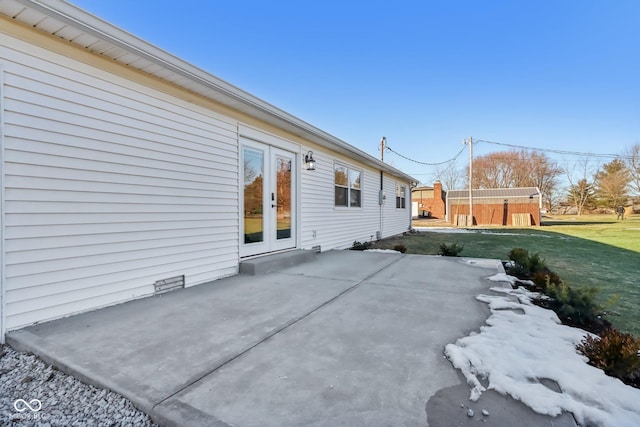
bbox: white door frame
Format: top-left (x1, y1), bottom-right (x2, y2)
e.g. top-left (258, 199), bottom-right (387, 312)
top-left (240, 136), bottom-right (298, 258)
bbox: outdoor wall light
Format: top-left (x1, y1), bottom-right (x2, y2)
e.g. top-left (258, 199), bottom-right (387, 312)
top-left (304, 151), bottom-right (316, 170)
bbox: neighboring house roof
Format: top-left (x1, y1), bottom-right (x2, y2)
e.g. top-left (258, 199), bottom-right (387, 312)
top-left (447, 187), bottom-right (540, 200)
top-left (0, 0), bottom-right (416, 183)
top-left (411, 186), bottom-right (434, 192)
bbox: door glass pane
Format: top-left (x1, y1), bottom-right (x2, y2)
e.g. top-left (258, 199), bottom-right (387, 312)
top-left (244, 148), bottom-right (264, 244)
top-left (276, 156), bottom-right (291, 239)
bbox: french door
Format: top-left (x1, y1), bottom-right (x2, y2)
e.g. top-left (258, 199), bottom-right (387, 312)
top-left (241, 140), bottom-right (296, 257)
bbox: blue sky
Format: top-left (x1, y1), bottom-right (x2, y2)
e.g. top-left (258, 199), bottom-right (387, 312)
top-left (71, 0), bottom-right (639, 184)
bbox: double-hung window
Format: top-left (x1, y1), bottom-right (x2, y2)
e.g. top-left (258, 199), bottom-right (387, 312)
top-left (396, 184), bottom-right (406, 209)
top-left (335, 164), bottom-right (362, 207)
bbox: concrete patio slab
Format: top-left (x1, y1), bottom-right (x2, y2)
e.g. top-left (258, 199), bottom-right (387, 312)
top-left (163, 279), bottom-right (489, 426)
top-left (7, 273), bottom-right (360, 413)
top-left (6, 251), bottom-right (576, 426)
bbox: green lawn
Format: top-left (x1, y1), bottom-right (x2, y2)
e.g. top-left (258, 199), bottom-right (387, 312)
top-left (244, 217), bottom-right (292, 234)
top-left (375, 214), bottom-right (640, 336)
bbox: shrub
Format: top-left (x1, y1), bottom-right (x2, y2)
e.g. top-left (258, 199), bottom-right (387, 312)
top-left (393, 244), bottom-right (408, 253)
top-left (438, 242), bottom-right (464, 257)
top-left (508, 248), bottom-right (529, 270)
top-left (531, 270), bottom-right (563, 292)
top-left (351, 240), bottom-right (372, 251)
top-left (507, 248), bottom-right (546, 278)
top-left (545, 283), bottom-right (602, 329)
top-left (527, 252), bottom-right (546, 273)
top-left (577, 329), bottom-right (640, 387)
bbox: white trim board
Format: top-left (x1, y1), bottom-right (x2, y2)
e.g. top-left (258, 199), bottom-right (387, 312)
top-left (0, 63), bottom-right (5, 342)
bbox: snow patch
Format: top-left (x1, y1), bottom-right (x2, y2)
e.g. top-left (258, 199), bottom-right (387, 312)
top-left (414, 227), bottom-right (554, 238)
top-left (413, 227), bottom-right (474, 233)
top-left (488, 272), bottom-right (534, 287)
top-left (487, 272), bottom-right (516, 284)
top-left (364, 249), bottom-right (401, 254)
top-left (444, 287), bottom-right (640, 427)
top-left (478, 231), bottom-right (553, 238)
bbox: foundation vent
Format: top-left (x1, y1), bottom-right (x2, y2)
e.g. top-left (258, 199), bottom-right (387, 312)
top-left (154, 275), bottom-right (185, 295)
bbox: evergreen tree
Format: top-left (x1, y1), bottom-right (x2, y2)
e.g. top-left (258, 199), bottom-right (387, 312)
top-left (594, 159), bottom-right (630, 208)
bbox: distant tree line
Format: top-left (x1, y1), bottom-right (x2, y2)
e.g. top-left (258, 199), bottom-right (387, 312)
top-left (564, 143), bottom-right (639, 215)
top-left (433, 142), bottom-right (640, 216)
top-left (468, 149), bottom-right (561, 210)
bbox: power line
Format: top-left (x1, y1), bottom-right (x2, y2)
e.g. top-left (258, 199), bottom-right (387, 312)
top-left (475, 139), bottom-right (633, 160)
top-left (384, 137), bottom-right (634, 169)
top-left (385, 144), bottom-right (466, 166)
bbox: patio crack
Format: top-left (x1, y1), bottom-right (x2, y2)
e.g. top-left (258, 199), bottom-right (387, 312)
top-left (151, 255), bottom-right (405, 410)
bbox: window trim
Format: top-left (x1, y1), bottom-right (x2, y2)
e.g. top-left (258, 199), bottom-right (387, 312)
top-left (334, 162), bottom-right (363, 208)
top-left (396, 184), bottom-right (406, 209)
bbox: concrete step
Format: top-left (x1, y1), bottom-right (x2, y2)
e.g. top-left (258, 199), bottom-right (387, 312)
top-left (239, 249), bottom-right (317, 275)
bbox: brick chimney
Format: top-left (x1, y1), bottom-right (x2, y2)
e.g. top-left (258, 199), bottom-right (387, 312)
top-left (434, 181), bottom-right (443, 201)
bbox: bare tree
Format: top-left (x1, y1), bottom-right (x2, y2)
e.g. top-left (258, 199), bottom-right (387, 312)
top-left (525, 151), bottom-right (562, 211)
top-left (468, 149), bottom-right (561, 207)
top-left (567, 179), bottom-right (595, 215)
top-left (624, 143), bottom-right (640, 195)
top-left (435, 161), bottom-right (463, 191)
top-left (564, 156), bottom-right (597, 215)
top-left (623, 143), bottom-right (640, 212)
top-left (471, 151), bottom-right (519, 188)
top-left (545, 186), bottom-right (565, 215)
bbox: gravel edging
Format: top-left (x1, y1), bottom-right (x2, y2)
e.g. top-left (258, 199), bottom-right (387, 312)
top-left (0, 344), bottom-right (157, 427)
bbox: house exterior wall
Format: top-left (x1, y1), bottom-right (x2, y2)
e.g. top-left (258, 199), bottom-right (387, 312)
top-left (299, 146), bottom-right (410, 250)
top-left (0, 32), bottom-right (242, 331)
top-left (0, 23), bottom-right (412, 335)
top-left (383, 176), bottom-right (411, 237)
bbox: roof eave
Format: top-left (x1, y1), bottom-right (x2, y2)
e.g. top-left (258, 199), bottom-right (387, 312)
top-left (8, 0), bottom-right (416, 183)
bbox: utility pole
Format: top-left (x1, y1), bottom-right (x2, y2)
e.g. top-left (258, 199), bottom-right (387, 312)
top-left (469, 136), bottom-right (473, 226)
top-left (379, 136), bottom-right (386, 193)
top-left (379, 136), bottom-right (386, 239)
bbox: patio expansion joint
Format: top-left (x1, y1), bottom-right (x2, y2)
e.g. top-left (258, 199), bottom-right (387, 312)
top-left (151, 255), bottom-right (406, 411)
top-left (365, 281), bottom-right (488, 295)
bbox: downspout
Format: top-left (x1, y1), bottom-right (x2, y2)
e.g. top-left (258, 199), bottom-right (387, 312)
top-left (379, 170), bottom-right (383, 240)
top-left (445, 193), bottom-right (449, 223)
top-left (378, 137), bottom-right (386, 240)
top-left (537, 187), bottom-right (542, 226)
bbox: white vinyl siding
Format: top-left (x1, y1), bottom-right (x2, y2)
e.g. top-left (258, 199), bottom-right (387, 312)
top-left (384, 178), bottom-right (411, 235)
top-left (1, 34), bottom-right (239, 330)
top-left (301, 149), bottom-right (411, 250)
